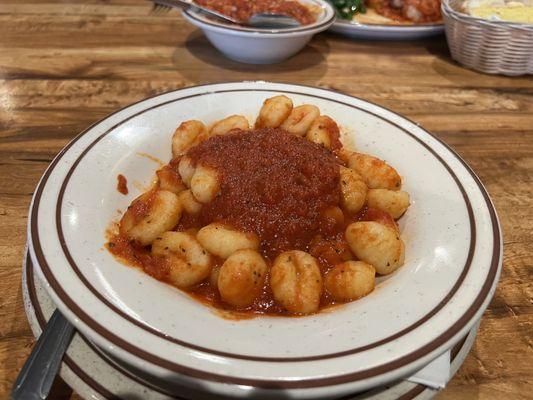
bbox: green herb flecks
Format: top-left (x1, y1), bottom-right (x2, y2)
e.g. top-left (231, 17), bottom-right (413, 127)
top-left (329, 0), bottom-right (367, 20)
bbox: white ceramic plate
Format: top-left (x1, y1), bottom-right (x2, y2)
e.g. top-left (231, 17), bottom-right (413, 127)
top-left (27, 81), bottom-right (501, 399)
top-left (329, 19), bottom-right (444, 40)
top-left (22, 251), bottom-right (481, 400)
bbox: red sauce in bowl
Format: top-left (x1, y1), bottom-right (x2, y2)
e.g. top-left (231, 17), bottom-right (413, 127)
top-left (195, 0), bottom-right (317, 25)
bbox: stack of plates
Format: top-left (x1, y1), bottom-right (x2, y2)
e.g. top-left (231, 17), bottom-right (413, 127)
top-left (23, 81), bottom-right (502, 399)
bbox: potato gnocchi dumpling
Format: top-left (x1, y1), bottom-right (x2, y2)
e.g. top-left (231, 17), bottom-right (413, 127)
top-left (340, 166), bottom-right (367, 214)
top-left (109, 95), bottom-right (411, 317)
top-left (178, 189), bottom-right (202, 215)
top-left (178, 156), bottom-right (196, 187)
top-left (325, 261), bottom-right (375, 302)
top-left (347, 152), bottom-right (402, 191)
top-left (306, 115), bottom-right (340, 150)
top-left (255, 95), bottom-right (293, 129)
top-left (346, 221), bottom-right (405, 275)
top-left (119, 190), bottom-right (181, 246)
top-left (190, 164), bottom-right (221, 204)
top-left (270, 250), bottom-right (323, 314)
top-left (156, 165), bottom-right (186, 194)
top-left (210, 115), bottom-right (250, 137)
top-left (280, 104), bottom-right (320, 136)
top-left (336, 148), bottom-right (354, 164)
top-left (152, 231), bottom-right (213, 288)
top-left (321, 206), bottom-right (345, 229)
top-left (218, 249), bottom-right (268, 307)
top-left (197, 223), bottom-right (260, 259)
top-left (209, 264), bottom-right (221, 289)
top-left (172, 120), bottom-right (206, 157)
top-left (367, 189), bottom-right (410, 219)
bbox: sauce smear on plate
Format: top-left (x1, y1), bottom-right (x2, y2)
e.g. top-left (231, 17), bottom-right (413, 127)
top-left (116, 174), bottom-right (128, 195)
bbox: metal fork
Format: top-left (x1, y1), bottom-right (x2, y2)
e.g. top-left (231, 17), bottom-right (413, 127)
top-left (151, 2), bottom-right (172, 15)
top-left (150, 0), bottom-right (240, 23)
top-left (11, 310), bottom-right (75, 400)
top-left (149, 0), bottom-right (301, 28)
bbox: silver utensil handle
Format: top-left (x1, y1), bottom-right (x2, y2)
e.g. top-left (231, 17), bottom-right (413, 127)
top-left (153, 0), bottom-right (240, 23)
top-left (11, 310), bottom-right (75, 400)
top-left (153, 0), bottom-right (192, 10)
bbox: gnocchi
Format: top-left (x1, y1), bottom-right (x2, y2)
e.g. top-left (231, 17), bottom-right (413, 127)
top-left (346, 221), bottom-right (405, 275)
top-left (109, 95), bottom-right (412, 317)
top-left (280, 104), bottom-right (320, 136)
top-left (172, 120), bottom-right (206, 157)
top-left (210, 115), bottom-right (249, 137)
top-left (340, 166), bottom-right (367, 214)
top-left (152, 231), bottom-right (213, 288)
top-left (156, 165), bottom-right (186, 194)
top-left (336, 148), bottom-right (353, 164)
top-left (218, 249), bottom-right (268, 307)
top-left (255, 95), bottom-right (293, 128)
top-left (321, 206), bottom-right (345, 230)
top-left (197, 223), bottom-right (260, 259)
top-left (190, 164), bottom-right (221, 204)
top-left (306, 115), bottom-right (340, 150)
top-left (178, 156), bottom-right (196, 187)
top-left (209, 264), bottom-right (221, 289)
top-left (367, 189), bottom-right (410, 219)
top-left (347, 152), bottom-right (402, 191)
top-left (270, 250), bottom-right (323, 314)
top-left (325, 261), bottom-right (375, 302)
top-left (119, 190), bottom-right (182, 246)
top-left (178, 189), bottom-right (202, 215)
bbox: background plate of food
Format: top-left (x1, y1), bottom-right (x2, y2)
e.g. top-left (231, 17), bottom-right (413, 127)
top-left (28, 81), bottom-right (501, 398)
top-left (328, 0), bottom-right (445, 39)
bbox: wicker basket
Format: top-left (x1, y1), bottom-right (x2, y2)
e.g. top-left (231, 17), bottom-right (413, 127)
top-left (442, 0), bottom-right (533, 76)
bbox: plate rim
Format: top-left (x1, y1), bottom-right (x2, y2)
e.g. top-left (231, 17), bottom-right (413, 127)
top-left (23, 251), bottom-right (478, 400)
top-left (28, 81), bottom-right (502, 389)
top-left (48, 87), bottom-right (478, 363)
top-left (329, 17), bottom-right (445, 38)
top-left (334, 19), bottom-right (444, 30)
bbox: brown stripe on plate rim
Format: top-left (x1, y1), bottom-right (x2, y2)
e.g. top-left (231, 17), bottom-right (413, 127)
top-left (26, 253), bottom-right (188, 400)
top-left (26, 253), bottom-right (121, 400)
top-left (28, 83), bottom-right (501, 388)
top-left (25, 252), bottom-right (472, 400)
top-left (54, 88), bottom-right (477, 361)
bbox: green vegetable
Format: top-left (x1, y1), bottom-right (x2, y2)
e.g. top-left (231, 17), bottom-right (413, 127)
top-left (329, 0), bottom-right (367, 19)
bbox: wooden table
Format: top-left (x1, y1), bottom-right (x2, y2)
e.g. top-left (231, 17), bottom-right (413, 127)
top-left (1, 1), bottom-right (531, 399)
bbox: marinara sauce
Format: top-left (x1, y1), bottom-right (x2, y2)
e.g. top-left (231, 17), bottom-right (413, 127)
top-left (109, 129), bottom-right (385, 317)
top-left (195, 0), bottom-right (317, 25)
top-left (368, 0), bottom-right (442, 23)
top-left (183, 128), bottom-right (340, 257)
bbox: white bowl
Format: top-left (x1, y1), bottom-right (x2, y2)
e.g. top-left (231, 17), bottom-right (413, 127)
top-left (28, 82), bottom-right (502, 399)
top-left (182, 0), bottom-right (335, 64)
